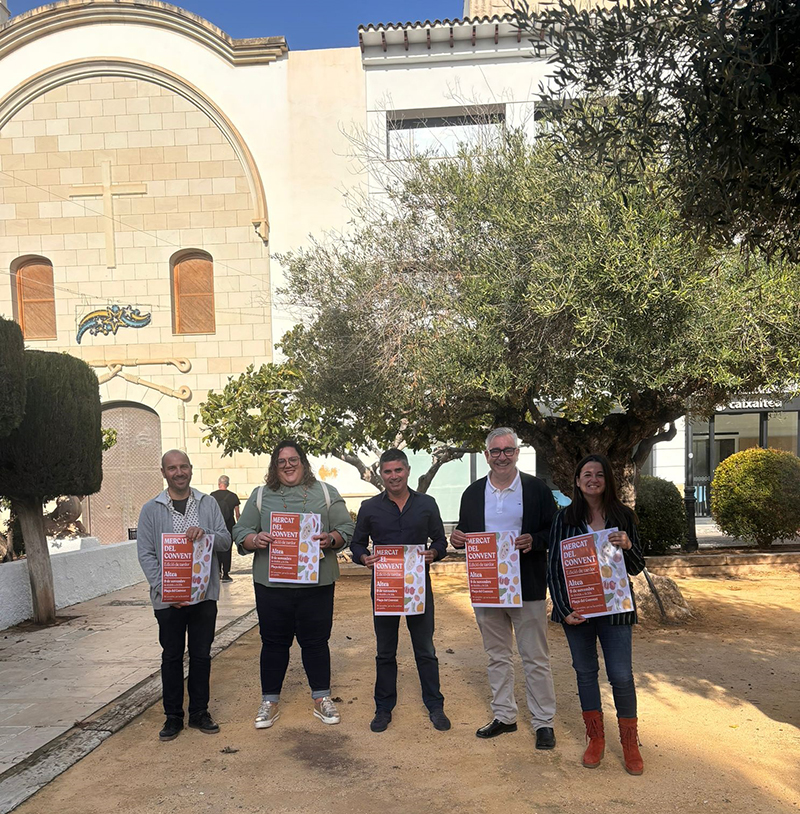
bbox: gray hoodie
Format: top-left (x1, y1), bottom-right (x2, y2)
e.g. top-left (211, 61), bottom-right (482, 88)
top-left (137, 488), bottom-right (232, 610)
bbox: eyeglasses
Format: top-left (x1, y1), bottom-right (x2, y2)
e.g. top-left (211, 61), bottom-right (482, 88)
top-left (488, 447), bottom-right (518, 458)
top-left (277, 456), bottom-right (301, 468)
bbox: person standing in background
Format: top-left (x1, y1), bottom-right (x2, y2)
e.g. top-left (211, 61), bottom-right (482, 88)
top-left (211, 475), bottom-right (240, 582)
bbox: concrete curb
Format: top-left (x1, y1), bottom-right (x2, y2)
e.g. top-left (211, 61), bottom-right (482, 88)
top-left (645, 550), bottom-right (800, 577)
top-left (0, 609), bottom-right (258, 814)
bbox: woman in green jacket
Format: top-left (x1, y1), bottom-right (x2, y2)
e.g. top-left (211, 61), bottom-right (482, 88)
top-left (234, 439), bottom-right (354, 730)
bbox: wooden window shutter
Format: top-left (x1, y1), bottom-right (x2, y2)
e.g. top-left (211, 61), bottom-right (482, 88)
top-left (16, 260), bottom-right (57, 340)
top-left (173, 253), bottom-right (215, 335)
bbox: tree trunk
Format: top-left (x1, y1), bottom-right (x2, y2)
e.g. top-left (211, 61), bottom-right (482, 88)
top-left (11, 497), bottom-right (56, 625)
top-left (517, 411), bottom-right (679, 508)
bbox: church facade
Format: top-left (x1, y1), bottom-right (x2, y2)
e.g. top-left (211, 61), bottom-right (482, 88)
top-left (1, 0), bottom-right (545, 538)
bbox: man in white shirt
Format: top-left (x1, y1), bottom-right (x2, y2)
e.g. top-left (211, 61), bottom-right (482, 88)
top-left (451, 428), bottom-right (557, 748)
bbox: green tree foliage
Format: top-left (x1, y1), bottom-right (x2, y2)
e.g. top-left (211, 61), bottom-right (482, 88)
top-left (515, 0), bottom-right (800, 257)
top-left (277, 132), bottom-right (800, 502)
top-left (0, 351), bottom-right (103, 623)
top-left (0, 317), bottom-right (26, 438)
top-left (102, 427), bottom-right (118, 452)
top-left (635, 475), bottom-right (686, 555)
top-left (711, 447), bottom-right (800, 549)
top-left (195, 362), bottom-right (474, 492)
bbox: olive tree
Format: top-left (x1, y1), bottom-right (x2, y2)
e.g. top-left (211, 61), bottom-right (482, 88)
top-left (196, 360), bottom-right (476, 493)
top-left (516, 0), bottom-right (800, 257)
top-left (276, 132), bottom-right (800, 503)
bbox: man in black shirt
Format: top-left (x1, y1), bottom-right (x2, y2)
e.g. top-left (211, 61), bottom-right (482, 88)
top-left (210, 476), bottom-right (240, 582)
top-left (351, 449), bottom-right (450, 734)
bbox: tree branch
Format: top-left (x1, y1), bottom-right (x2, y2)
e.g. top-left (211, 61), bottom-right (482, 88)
top-left (332, 449), bottom-right (384, 491)
top-left (415, 446), bottom-right (473, 494)
top-left (633, 422), bottom-right (678, 469)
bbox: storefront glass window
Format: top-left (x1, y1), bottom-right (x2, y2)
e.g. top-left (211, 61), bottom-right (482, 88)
top-left (767, 412), bottom-right (799, 455)
top-left (714, 413), bottom-right (760, 462)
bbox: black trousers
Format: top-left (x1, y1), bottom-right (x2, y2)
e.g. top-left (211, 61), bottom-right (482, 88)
top-left (373, 574), bottom-right (444, 713)
top-left (254, 582), bottom-right (335, 697)
top-left (154, 600), bottom-right (217, 719)
top-left (218, 537), bottom-right (232, 577)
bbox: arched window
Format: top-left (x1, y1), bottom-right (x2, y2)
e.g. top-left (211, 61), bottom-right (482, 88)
top-left (12, 257), bottom-right (57, 340)
top-left (171, 250), bottom-right (215, 335)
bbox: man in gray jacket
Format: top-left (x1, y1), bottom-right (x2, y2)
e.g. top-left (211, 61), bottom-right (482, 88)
top-left (137, 449), bottom-right (231, 741)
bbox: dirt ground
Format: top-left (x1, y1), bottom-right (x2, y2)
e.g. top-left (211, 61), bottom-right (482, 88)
top-left (16, 570), bottom-right (800, 814)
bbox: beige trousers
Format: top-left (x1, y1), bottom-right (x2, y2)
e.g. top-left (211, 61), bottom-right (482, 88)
top-left (474, 600), bottom-right (556, 729)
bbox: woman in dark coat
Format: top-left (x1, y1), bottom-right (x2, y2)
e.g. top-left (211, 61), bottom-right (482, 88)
top-left (548, 454), bottom-right (646, 774)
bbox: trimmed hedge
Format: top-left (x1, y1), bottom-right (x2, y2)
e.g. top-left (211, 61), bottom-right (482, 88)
top-left (0, 350), bottom-right (103, 502)
top-left (711, 447), bottom-right (800, 549)
top-left (0, 317), bottom-right (26, 438)
top-left (635, 475), bottom-right (686, 555)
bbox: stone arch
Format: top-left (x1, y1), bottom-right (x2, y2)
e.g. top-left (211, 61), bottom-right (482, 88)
top-left (0, 58), bottom-right (270, 241)
top-left (0, 0), bottom-right (287, 66)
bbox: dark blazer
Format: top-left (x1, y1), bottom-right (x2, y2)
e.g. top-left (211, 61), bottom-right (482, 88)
top-left (456, 472), bottom-right (556, 601)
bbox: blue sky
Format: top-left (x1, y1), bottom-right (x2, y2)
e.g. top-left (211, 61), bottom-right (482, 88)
top-left (9, 1), bottom-right (465, 48)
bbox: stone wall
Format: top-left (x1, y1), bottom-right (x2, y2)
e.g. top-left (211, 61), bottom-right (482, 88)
top-left (0, 541), bottom-right (144, 631)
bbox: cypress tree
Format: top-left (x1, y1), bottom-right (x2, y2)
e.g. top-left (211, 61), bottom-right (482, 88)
top-left (0, 317), bottom-right (26, 438)
top-left (0, 351), bottom-right (102, 624)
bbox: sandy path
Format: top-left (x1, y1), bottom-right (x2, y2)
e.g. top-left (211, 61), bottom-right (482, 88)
top-left (16, 571), bottom-right (800, 814)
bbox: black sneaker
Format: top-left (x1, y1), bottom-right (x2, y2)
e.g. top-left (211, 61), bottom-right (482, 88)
top-left (221, 575), bottom-right (233, 583)
top-left (188, 711), bottom-right (220, 734)
top-left (370, 709), bottom-right (392, 732)
top-left (159, 717), bottom-right (183, 741)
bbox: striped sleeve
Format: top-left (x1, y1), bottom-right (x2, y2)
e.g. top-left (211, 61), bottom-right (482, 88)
top-left (547, 510), bottom-right (574, 622)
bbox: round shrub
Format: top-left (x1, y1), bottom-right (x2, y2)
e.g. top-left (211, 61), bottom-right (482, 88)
top-left (711, 447), bottom-right (800, 549)
top-left (635, 475), bottom-right (686, 555)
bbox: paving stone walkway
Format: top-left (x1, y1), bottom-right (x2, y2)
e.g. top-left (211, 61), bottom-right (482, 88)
top-left (0, 554), bottom-right (256, 777)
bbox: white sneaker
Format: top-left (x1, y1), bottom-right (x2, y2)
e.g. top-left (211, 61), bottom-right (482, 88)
top-left (313, 696), bottom-right (341, 725)
top-left (255, 700), bottom-right (279, 729)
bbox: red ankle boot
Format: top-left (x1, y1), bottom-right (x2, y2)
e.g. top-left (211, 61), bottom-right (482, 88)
top-left (581, 710), bottom-right (605, 768)
top-left (618, 717), bottom-right (644, 775)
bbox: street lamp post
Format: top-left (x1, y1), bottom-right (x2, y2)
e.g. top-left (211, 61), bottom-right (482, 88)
top-left (684, 414), bottom-right (699, 552)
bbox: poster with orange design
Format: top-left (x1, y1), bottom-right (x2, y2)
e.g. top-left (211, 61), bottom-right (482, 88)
top-left (268, 512), bottom-right (321, 583)
top-left (161, 533), bottom-right (215, 605)
top-left (560, 528), bottom-right (633, 617)
top-left (373, 545), bottom-right (426, 616)
top-left (465, 531), bottom-right (522, 607)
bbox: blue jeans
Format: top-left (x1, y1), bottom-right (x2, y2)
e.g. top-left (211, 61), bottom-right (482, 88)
top-left (373, 574), bottom-right (444, 712)
top-left (562, 618), bottom-right (637, 718)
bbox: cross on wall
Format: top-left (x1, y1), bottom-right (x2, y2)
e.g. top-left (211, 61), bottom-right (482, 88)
top-left (68, 159), bottom-right (147, 269)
